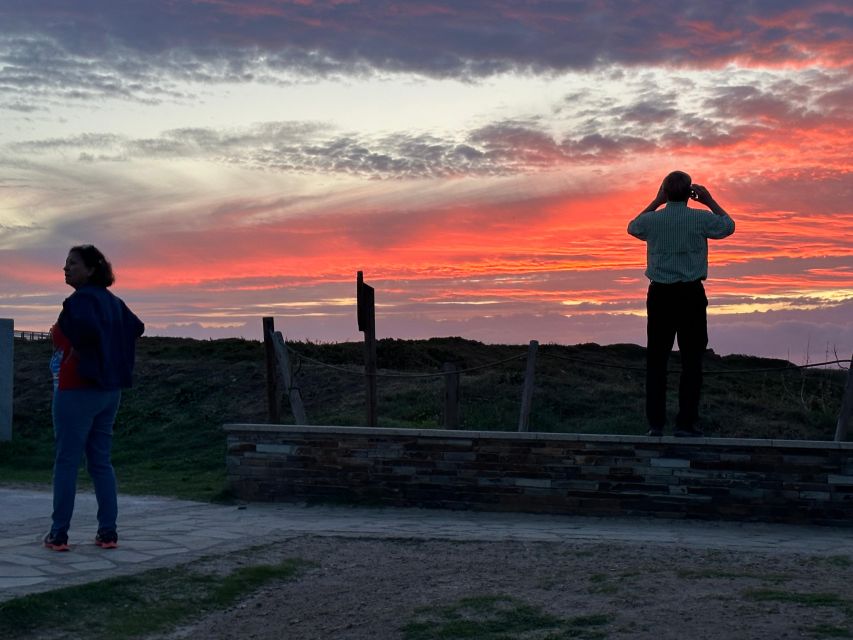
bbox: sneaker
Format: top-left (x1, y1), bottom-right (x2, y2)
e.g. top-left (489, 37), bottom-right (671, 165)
top-left (646, 428), bottom-right (663, 437)
top-left (43, 531), bottom-right (70, 552)
top-left (94, 530), bottom-right (118, 549)
top-left (674, 427), bottom-right (704, 438)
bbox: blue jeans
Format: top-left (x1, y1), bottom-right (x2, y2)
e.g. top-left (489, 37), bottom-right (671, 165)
top-left (51, 389), bottom-right (122, 537)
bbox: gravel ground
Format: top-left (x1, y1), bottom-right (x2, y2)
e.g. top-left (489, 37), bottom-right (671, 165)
top-left (157, 535), bottom-right (853, 640)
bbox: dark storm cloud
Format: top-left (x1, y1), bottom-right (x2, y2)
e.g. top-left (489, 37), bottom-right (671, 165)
top-left (1, 1), bottom-right (850, 106)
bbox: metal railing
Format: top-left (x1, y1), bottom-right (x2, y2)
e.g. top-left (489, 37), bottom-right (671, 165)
top-left (13, 330), bottom-right (50, 341)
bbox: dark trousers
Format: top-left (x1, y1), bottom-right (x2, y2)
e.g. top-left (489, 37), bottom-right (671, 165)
top-left (645, 281), bottom-right (708, 429)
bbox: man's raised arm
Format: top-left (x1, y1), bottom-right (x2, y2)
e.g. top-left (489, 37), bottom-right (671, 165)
top-left (691, 184), bottom-right (735, 238)
top-left (628, 184), bottom-right (667, 239)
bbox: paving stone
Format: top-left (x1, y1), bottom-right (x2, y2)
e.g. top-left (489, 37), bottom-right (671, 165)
top-left (69, 560), bottom-right (117, 571)
top-left (0, 552), bottom-right (49, 567)
top-left (103, 550), bottom-right (156, 563)
top-left (120, 540), bottom-right (186, 551)
top-left (0, 563), bottom-right (46, 578)
top-left (0, 577), bottom-right (50, 588)
top-left (146, 547), bottom-right (192, 557)
top-left (143, 523), bottom-right (201, 533)
top-left (0, 538), bottom-right (37, 549)
top-left (38, 564), bottom-right (80, 575)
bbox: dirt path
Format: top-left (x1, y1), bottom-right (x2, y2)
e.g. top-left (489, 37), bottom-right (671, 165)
top-left (158, 536), bottom-right (853, 640)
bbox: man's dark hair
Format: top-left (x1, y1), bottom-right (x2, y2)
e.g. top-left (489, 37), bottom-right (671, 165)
top-left (70, 244), bottom-right (115, 287)
top-left (662, 171), bottom-right (692, 202)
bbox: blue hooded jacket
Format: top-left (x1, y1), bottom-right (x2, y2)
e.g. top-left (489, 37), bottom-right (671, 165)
top-left (57, 285), bottom-right (144, 390)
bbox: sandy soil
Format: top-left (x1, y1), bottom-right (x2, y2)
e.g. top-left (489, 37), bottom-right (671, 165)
top-left (157, 535), bottom-right (853, 640)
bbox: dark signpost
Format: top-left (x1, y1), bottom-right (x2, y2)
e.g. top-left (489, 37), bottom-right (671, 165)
top-left (357, 271), bottom-right (378, 427)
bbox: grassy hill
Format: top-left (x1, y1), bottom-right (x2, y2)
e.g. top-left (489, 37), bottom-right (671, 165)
top-left (2, 336), bottom-right (847, 501)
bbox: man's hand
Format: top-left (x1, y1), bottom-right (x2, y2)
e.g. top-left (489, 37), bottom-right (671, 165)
top-left (690, 184), bottom-right (714, 206)
top-left (691, 183), bottom-right (730, 217)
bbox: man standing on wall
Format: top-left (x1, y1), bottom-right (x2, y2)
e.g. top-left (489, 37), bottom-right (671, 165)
top-left (628, 171), bottom-right (735, 437)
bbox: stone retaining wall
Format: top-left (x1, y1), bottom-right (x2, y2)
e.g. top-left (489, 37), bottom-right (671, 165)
top-left (224, 424), bottom-right (853, 525)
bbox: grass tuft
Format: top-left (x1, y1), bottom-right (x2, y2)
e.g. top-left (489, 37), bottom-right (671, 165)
top-left (402, 594), bottom-right (610, 640)
top-left (677, 569), bottom-right (789, 584)
top-left (744, 589), bottom-right (851, 609)
top-left (810, 624), bottom-right (853, 638)
top-left (814, 556), bottom-right (853, 569)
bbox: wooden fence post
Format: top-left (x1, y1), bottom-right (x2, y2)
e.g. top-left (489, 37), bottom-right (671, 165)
top-left (262, 317), bottom-right (281, 424)
top-left (834, 353), bottom-right (853, 442)
top-left (0, 319), bottom-right (12, 442)
top-left (272, 331), bottom-right (308, 425)
top-left (518, 340), bottom-right (539, 432)
top-left (443, 362), bottom-right (461, 428)
top-left (357, 272), bottom-right (378, 427)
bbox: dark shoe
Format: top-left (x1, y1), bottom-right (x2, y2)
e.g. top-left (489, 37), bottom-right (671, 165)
top-left (94, 530), bottom-right (118, 549)
top-left (674, 427), bottom-right (704, 438)
top-left (646, 428), bottom-right (663, 437)
top-left (44, 531), bottom-right (70, 552)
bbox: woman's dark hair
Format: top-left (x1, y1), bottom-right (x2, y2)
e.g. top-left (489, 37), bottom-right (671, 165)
top-left (69, 244), bottom-right (115, 287)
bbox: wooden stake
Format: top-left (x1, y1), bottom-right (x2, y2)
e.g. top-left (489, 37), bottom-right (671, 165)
top-left (272, 331), bottom-right (308, 425)
top-left (262, 317), bottom-right (280, 424)
top-left (518, 340), bottom-right (539, 432)
top-left (0, 318), bottom-right (12, 442)
top-left (834, 353), bottom-right (853, 442)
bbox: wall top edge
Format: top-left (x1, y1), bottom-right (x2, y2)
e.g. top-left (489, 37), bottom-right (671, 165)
top-left (222, 424), bottom-right (853, 450)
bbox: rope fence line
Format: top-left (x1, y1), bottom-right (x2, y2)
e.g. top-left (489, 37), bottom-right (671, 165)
top-left (703, 359), bottom-right (853, 375)
top-left (540, 351), bottom-right (853, 375)
top-left (285, 340), bottom-right (851, 379)
top-left (368, 353), bottom-right (528, 378)
top-left (284, 342), bottom-right (527, 379)
top-left (538, 351), bottom-right (646, 373)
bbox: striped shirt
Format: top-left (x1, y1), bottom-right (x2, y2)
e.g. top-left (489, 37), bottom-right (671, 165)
top-left (627, 201), bottom-right (735, 283)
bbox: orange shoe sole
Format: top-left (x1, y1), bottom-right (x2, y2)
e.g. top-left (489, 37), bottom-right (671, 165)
top-left (95, 540), bottom-right (118, 549)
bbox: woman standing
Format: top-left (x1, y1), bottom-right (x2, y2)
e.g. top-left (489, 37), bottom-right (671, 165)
top-left (43, 245), bottom-right (144, 551)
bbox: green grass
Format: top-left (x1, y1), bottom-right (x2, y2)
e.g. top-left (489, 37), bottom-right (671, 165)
top-left (402, 594), bottom-right (611, 640)
top-left (811, 556), bottom-right (853, 569)
top-left (743, 589), bottom-right (853, 616)
top-left (588, 573), bottom-right (620, 595)
top-left (809, 624), bottom-right (853, 638)
top-left (0, 557), bottom-right (306, 640)
top-left (742, 589), bottom-right (853, 638)
top-left (677, 569), bottom-right (789, 584)
top-left (2, 335), bottom-right (847, 501)
top-left (745, 589), bottom-right (850, 607)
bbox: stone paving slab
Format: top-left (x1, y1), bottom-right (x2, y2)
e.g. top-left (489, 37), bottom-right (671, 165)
top-left (2, 486), bottom-right (853, 602)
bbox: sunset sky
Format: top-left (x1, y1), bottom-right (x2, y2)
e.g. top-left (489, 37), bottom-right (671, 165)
top-left (1, 1), bottom-right (851, 363)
